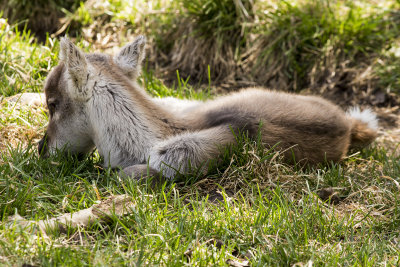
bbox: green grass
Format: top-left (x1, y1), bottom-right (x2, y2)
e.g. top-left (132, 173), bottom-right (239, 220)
top-left (1, 137), bottom-right (400, 265)
top-left (0, 22), bottom-right (59, 96)
top-left (1, 6), bottom-right (400, 267)
top-left (248, 0), bottom-right (399, 90)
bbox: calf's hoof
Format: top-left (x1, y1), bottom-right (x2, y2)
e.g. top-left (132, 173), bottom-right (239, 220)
top-left (119, 165), bottom-right (165, 187)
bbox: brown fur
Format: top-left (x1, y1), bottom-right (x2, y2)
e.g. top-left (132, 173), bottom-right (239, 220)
top-left (184, 89), bottom-right (354, 164)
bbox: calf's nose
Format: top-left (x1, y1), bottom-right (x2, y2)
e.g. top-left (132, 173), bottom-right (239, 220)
top-left (38, 134), bottom-right (48, 157)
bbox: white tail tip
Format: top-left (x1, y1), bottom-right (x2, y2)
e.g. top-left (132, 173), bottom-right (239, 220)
top-left (346, 107), bottom-right (379, 130)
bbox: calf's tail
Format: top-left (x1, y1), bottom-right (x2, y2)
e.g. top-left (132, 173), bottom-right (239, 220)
top-left (346, 107), bottom-right (379, 150)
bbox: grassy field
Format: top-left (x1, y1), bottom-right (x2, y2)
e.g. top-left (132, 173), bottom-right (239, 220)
top-left (1, 1), bottom-right (400, 266)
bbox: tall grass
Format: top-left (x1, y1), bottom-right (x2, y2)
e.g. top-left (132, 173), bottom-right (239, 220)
top-left (39, 0), bottom-right (400, 102)
top-left (156, 0), bottom-right (255, 82)
top-left (246, 1), bottom-right (398, 92)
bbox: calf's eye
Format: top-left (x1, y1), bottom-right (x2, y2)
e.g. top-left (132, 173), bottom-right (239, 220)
top-left (48, 103), bottom-right (57, 116)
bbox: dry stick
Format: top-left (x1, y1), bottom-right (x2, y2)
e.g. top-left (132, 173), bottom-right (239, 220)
top-left (8, 194), bottom-right (135, 234)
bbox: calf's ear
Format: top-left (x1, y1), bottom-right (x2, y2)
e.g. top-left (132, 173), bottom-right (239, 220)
top-left (114, 35), bottom-right (146, 80)
top-left (60, 37), bottom-right (91, 101)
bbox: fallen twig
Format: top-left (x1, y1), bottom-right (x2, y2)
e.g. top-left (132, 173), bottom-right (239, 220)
top-left (7, 194), bottom-right (135, 234)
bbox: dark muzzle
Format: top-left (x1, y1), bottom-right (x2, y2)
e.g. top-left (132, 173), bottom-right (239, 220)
top-left (38, 133), bottom-right (48, 157)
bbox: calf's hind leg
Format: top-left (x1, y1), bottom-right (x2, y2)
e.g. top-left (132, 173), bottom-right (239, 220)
top-left (148, 126), bottom-right (237, 179)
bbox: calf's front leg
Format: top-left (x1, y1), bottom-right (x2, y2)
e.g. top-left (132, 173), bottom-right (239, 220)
top-left (119, 164), bottom-right (166, 186)
top-left (148, 126), bottom-right (237, 179)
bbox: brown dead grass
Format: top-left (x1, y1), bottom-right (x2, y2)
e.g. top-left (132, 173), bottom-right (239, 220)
top-left (307, 52), bottom-right (399, 108)
top-left (0, 0), bottom-right (80, 42)
top-left (162, 20), bottom-right (237, 83)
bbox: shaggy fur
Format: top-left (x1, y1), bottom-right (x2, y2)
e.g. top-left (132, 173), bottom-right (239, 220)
top-left (38, 36), bottom-right (378, 179)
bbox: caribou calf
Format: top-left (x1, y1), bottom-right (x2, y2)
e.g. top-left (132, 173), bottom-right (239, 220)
top-left (38, 36), bottom-right (378, 179)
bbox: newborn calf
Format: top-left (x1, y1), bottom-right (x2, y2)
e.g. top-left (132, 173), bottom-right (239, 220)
top-left (38, 36), bottom-right (378, 179)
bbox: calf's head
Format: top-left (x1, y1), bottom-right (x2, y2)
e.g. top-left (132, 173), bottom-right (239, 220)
top-left (38, 35), bottom-right (147, 157)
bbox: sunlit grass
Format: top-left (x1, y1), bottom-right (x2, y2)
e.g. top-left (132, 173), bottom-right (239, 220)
top-left (0, 20), bottom-right (59, 96)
